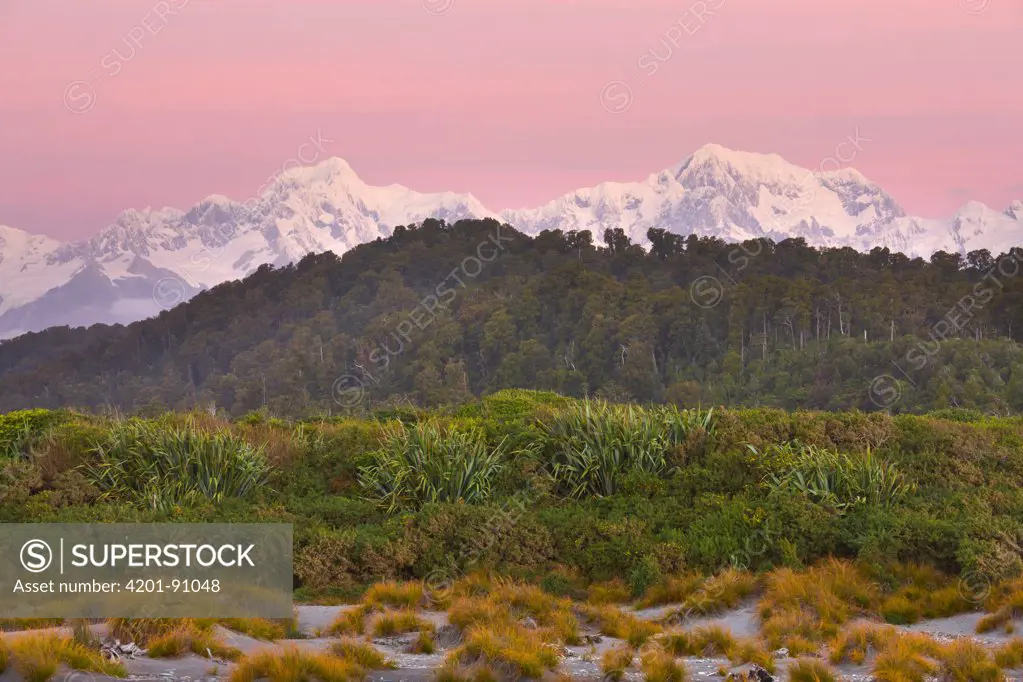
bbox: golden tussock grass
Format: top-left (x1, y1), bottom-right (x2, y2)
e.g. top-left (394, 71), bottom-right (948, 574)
top-left (0, 619), bottom-right (65, 632)
top-left (934, 638), bottom-right (1001, 681)
top-left (411, 631), bottom-right (436, 654)
top-left (146, 622), bottom-right (242, 661)
top-left (874, 564), bottom-right (974, 625)
top-left (449, 621), bottom-right (561, 679)
top-left (827, 622), bottom-right (897, 664)
top-left (106, 617), bottom-right (202, 645)
top-left (586, 579), bottom-right (632, 605)
top-left (870, 634), bottom-right (940, 682)
top-left (581, 604), bottom-right (660, 647)
top-left (758, 559), bottom-right (880, 648)
top-left (450, 571), bottom-right (499, 599)
top-left (600, 643), bottom-right (635, 681)
top-left (679, 568), bottom-right (757, 617)
top-left (328, 605), bottom-right (370, 636)
top-left (639, 646), bottom-right (688, 682)
top-left (977, 577), bottom-right (1023, 634)
top-left (218, 616), bottom-right (299, 641)
top-left (994, 638), bottom-right (1023, 668)
top-left (362, 580), bottom-right (426, 610)
top-left (370, 609), bottom-right (435, 637)
top-left (435, 661), bottom-right (500, 682)
top-left (447, 582), bottom-right (580, 646)
top-left (7, 632), bottom-right (126, 682)
top-left (328, 637), bottom-right (395, 669)
top-left (229, 647), bottom-right (362, 682)
top-left (636, 574), bottom-right (703, 609)
top-left (448, 597), bottom-right (511, 631)
top-left (786, 658), bottom-right (838, 682)
top-left (658, 626), bottom-right (773, 673)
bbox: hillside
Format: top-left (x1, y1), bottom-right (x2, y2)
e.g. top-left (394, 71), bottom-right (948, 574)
top-left (1, 218), bottom-right (1022, 416)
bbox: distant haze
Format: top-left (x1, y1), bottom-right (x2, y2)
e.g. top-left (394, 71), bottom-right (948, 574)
top-left (1, 0), bottom-right (1020, 240)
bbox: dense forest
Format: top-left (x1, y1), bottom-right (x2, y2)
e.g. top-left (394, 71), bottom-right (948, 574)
top-left (1, 218), bottom-right (1022, 417)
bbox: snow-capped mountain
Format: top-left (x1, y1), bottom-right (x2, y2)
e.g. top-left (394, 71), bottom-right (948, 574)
top-left (0, 158), bottom-right (494, 338)
top-left (500, 144), bottom-right (1021, 257)
top-left (0, 145), bottom-right (1020, 339)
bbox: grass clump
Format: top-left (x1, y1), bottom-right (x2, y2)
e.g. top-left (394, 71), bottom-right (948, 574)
top-left (637, 574), bottom-right (703, 609)
top-left (328, 638), bottom-right (395, 669)
top-left (994, 638), bottom-right (1023, 668)
top-left (660, 627), bottom-right (772, 672)
top-left (581, 604), bottom-right (660, 646)
top-left (411, 631), bottom-right (436, 654)
top-left (450, 622), bottom-right (560, 679)
top-left (935, 638), bottom-right (1001, 681)
top-left (639, 647), bottom-right (688, 682)
top-left (107, 617), bottom-right (193, 645)
top-left (435, 662), bottom-right (501, 682)
top-left (587, 579), bottom-right (632, 605)
top-left (448, 597), bottom-right (510, 631)
top-left (787, 658), bottom-right (838, 682)
top-left (977, 578), bottom-right (1023, 633)
top-left (827, 622), bottom-right (897, 664)
top-left (540, 402), bottom-right (713, 498)
top-left (218, 616), bottom-right (301, 641)
top-left (328, 605), bottom-right (369, 636)
top-left (760, 443), bottom-right (913, 512)
top-left (447, 581), bottom-right (580, 645)
top-left (7, 633), bottom-right (126, 682)
top-left (679, 568), bottom-right (757, 616)
top-left (875, 564), bottom-right (974, 625)
top-left (229, 648), bottom-right (362, 682)
top-left (0, 619), bottom-right (65, 631)
top-left (358, 421), bottom-right (509, 512)
top-left (600, 644), bottom-right (635, 682)
top-left (870, 634), bottom-right (940, 682)
top-left (146, 622), bottom-right (242, 661)
top-left (362, 580), bottom-right (426, 609)
top-left (370, 609), bottom-right (435, 637)
top-left (758, 559), bottom-right (879, 648)
top-left (84, 419), bottom-right (270, 510)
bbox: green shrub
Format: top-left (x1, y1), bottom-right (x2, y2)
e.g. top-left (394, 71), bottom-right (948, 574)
top-left (540, 570), bottom-right (577, 598)
top-left (928, 408), bottom-right (985, 423)
top-left (358, 421), bottom-right (513, 512)
top-left (629, 555), bottom-right (662, 598)
top-left (539, 401), bottom-right (713, 498)
top-left (0, 409), bottom-right (65, 458)
top-left (759, 442), bottom-right (913, 512)
top-left (83, 419), bottom-right (271, 511)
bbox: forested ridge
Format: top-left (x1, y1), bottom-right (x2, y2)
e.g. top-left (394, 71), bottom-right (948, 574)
top-left (1, 218), bottom-right (1022, 416)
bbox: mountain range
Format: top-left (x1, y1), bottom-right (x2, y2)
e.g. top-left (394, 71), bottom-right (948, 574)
top-left (1, 144), bottom-right (1020, 339)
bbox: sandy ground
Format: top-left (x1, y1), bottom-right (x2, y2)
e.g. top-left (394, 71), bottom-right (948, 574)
top-left (0, 603), bottom-right (1020, 682)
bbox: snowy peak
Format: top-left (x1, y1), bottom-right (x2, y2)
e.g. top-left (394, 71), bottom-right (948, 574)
top-left (672, 143), bottom-right (804, 186)
top-left (1004, 200), bottom-right (1023, 221)
top-left (1, 146), bottom-right (1021, 340)
top-left (503, 143), bottom-right (913, 249)
top-left (0, 224), bottom-right (63, 257)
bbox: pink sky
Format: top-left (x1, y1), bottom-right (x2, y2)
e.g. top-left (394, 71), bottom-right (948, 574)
top-left (1, 0), bottom-right (1020, 241)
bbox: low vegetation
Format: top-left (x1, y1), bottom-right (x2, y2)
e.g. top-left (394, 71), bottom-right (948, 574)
top-left (787, 658), bottom-right (838, 682)
top-left (84, 418), bottom-right (270, 511)
top-left (540, 402), bottom-right (713, 497)
top-left (5, 633), bottom-right (126, 682)
top-left (359, 422), bottom-right (511, 511)
top-left (600, 644), bottom-right (635, 681)
top-left (229, 648), bottom-right (361, 682)
top-left (2, 390), bottom-right (1023, 680)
